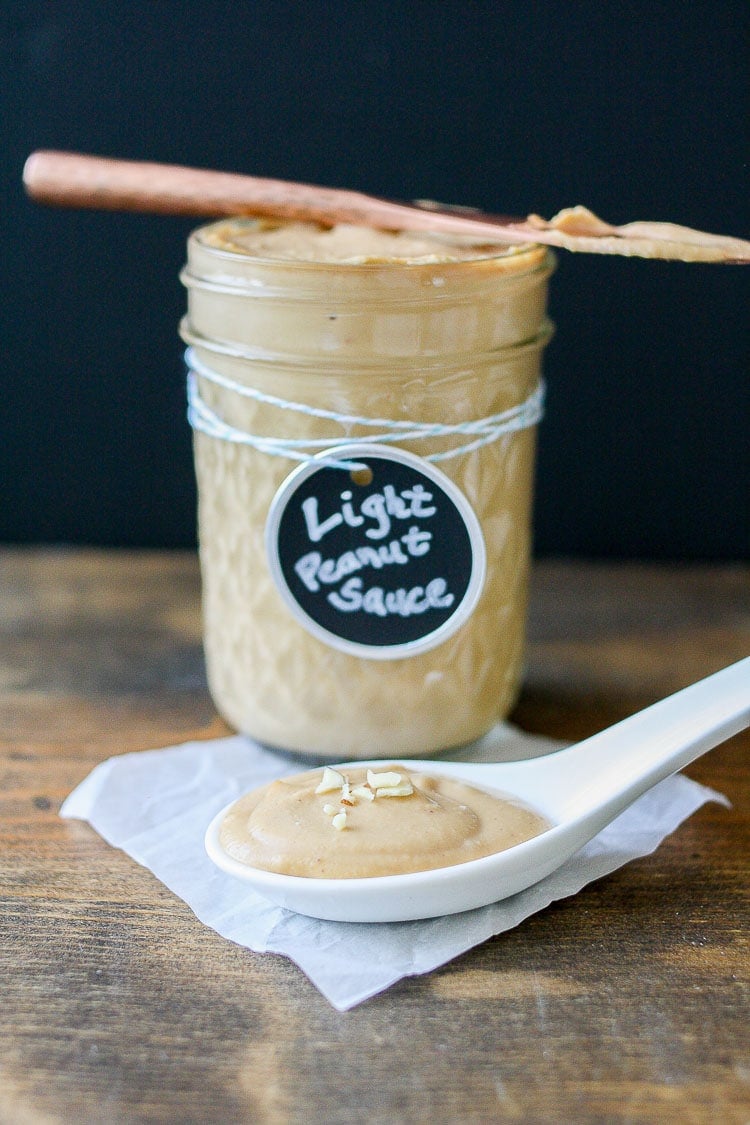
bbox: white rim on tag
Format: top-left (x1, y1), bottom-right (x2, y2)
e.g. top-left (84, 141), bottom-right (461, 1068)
top-left (265, 444), bottom-right (487, 660)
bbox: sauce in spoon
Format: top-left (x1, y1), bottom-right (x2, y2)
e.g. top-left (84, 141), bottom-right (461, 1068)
top-left (218, 764), bottom-right (550, 879)
top-left (205, 658), bottom-right (749, 922)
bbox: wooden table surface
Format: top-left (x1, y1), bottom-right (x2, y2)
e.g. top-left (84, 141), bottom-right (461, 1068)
top-left (1, 548), bottom-right (747, 1124)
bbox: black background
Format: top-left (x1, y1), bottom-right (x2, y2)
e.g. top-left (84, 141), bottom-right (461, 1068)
top-left (2, 1), bottom-right (748, 558)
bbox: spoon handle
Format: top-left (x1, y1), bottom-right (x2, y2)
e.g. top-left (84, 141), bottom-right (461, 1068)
top-left (21, 150), bottom-right (530, 238)
top-left (547, 656), bottom-right (750, 825)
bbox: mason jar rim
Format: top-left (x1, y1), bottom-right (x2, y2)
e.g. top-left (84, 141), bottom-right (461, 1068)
top-left (179, 315), bottom-right (554, 372)
top-left (190, 217), bottom-right (547, 270)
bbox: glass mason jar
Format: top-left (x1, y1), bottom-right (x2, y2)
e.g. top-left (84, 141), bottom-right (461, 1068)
top-left (180, 219), bottom-right (554, 758)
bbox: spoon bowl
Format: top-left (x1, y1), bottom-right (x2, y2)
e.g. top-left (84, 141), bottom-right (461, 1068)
top-left (205, 658), bottom-right (749, 922)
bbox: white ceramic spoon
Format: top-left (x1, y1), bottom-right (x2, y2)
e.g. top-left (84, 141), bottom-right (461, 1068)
top-left (205, 657), bottom-right (749, 922)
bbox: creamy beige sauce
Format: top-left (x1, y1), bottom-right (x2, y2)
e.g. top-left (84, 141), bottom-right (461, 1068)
top-left (200, 218), bottom-right (539, 265)
top-left (182, 218), bottom-right (553, 757)
top-left (218, 764), bottom-right (550, 878)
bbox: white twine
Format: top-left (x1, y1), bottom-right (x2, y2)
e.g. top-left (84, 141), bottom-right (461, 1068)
top-left (185, 346), bottom-right (544, 469)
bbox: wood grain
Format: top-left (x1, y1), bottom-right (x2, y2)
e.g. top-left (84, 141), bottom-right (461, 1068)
top-left (1, 548), bottom-right (748, 1124)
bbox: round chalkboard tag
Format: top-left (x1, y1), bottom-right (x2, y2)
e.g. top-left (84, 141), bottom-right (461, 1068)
top-left (265, 444), bottom-right (486, 660)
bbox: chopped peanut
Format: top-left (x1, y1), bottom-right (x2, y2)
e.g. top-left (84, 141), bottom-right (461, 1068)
top-left (367, 769), bottom-right (403, 789)
top-left (315, 766), bottom-right (345, 794)
top-left (375, 783), bottom-right (415, 798)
